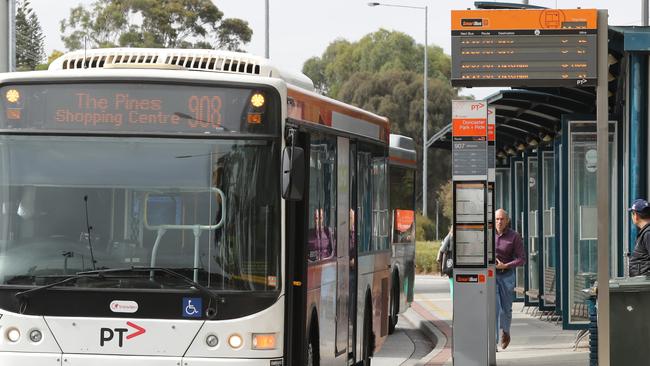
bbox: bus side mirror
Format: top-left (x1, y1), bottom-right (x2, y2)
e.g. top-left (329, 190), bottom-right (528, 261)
top-left (281, 146), bottom-right (304, 201)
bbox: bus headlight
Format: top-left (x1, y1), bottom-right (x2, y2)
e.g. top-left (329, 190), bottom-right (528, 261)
top-left (250, 93), bottom-right (265, 108)
top-left (29, 329), bottom-right (43, 343)
top-left (228, 333), bottom-right (243, 349)
top-left (6, 327), bottom-right (20, 342)
top-left (205, 334), bottom-right (219, 348)
top-left (252, 333), bottom-right (277, 350)
top-left (5, 89), bottom-right (20, 103)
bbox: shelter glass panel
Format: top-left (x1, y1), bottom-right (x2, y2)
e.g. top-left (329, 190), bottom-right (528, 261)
top-left (542, 151), bottom-right (556, 308)
top-left (495, 168), bottom-right (511, 214)
top-left (567, 121), bottom-right (616, 324)
top-left (527, 156), bottom-right (539, 303)
top-left (514, 160), bottom-right (525, 299)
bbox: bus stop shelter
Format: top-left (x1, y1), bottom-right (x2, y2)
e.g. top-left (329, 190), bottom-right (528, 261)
top-left (433, 24), bottom-right (650, 332)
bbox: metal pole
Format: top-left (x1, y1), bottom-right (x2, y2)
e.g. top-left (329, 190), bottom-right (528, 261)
top-left (423, 6), bottom-right (428, 217)
top-left (643, 0), bottom-right (649, 26)
top-left (0, 0), bottom-right (8, 72)
top-left (522, 0), bottom-right (529, 4)
top-left (596, 9), bottom-right (610, 366)
top-left (265, 0), bottom-right (269, 58)
top-left (7, 0), bottom-right (13, 71)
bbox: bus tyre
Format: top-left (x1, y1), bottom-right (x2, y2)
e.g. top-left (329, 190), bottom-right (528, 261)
top-left (307, 325), bottom-right (319, 366)
top-left (362, 304), bottom-right (373, 366)
top-left (388, 282), bottom-right (398, 334)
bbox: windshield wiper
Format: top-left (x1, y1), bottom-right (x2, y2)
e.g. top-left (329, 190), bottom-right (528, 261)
top-left (80, 267), bottom-right (222, 318)
top-left (15, 271), bottom-right (127, 300)
top-left (15, 267), bottom-right (221, 318)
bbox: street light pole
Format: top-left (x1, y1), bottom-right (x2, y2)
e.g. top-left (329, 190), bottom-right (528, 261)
top-left (423, 5), bottom-right (428, 218)
top-left (368, 2), bottom-right (428, 217)
top-left (265, 0), bottom-right (270, 58)
top-left (8, 0), bottom-right (14, 72)
top-left (0, 0), bottom-right (7, 72)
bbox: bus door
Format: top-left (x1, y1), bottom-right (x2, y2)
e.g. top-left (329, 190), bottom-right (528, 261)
top-left (335, 137), bottom-right (350, 358)
top-left (348, 141), bottom-right (358, 361)
top-left (284, 129), bottom-right (309, 365)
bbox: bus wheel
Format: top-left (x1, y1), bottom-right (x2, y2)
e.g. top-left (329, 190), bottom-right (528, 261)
top-left (388, 278), bottom-right (399, 334)
top-left (307, 326), bottom-right (319, 366)
top-left (362, 303), bottom-right (373, 366)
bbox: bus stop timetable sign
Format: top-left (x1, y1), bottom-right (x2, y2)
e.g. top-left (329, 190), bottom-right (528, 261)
top-left (452, 100), bottom-right (487, 180)
top-left (451, 8), bottom-right (597, 87)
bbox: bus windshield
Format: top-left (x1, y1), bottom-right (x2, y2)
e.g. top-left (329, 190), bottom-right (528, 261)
top-left (0, 135), bottom-right (280, 292)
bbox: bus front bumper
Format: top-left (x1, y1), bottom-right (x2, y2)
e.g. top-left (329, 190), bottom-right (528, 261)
top-left (0, 352), bottom-right (283, 366)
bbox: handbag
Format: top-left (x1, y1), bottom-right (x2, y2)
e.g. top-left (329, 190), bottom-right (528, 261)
top-left (441, 249), bottom-right (453, 277)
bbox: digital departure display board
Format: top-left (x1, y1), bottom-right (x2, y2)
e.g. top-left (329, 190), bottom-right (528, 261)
top-left (451, 9), bottom-right (598, 87)
top-left (0, 83), bottom-right (276, 135)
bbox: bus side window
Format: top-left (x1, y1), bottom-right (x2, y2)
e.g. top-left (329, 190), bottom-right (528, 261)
top-left (357, 151), bottom-right (373, 254)
top-left (372, 157), bottom-right (389, 251)
top-left (307, 134), bottom-right (337, 261)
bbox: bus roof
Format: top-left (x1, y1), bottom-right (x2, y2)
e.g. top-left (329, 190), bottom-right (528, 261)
top-left (389, 134), bottom-right (416, 168)
top-left (49, 48), bottom-right (315, 91)
top-left (287, 85), bottom-right (390, 143)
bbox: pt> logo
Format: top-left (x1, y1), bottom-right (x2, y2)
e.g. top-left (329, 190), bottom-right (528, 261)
top-left (100, 321), bottom-right (146, 347)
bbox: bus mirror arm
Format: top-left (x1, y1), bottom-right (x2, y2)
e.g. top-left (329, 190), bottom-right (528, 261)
top-left (281, 131), bottom-right (305, 201)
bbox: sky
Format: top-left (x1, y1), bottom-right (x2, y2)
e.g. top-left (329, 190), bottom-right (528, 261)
top-left (31, 0), bottom-right (641, 99)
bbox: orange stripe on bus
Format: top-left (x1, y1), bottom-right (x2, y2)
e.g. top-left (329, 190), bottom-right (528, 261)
top-left (287, 88), bottom-right (389, 141)
top-left (389, 155), bottom-right (416, 166)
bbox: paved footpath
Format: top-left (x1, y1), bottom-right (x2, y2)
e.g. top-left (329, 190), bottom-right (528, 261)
top-left (389, 275), bottom-right (590, 366)
top-left (373, 308), bottom-right (436, 365)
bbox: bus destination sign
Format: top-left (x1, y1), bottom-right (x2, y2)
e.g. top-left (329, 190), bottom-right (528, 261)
top-left (451, 8), bottom-right (598, 87)
top-left (0, 83), bottom-right (275, 135)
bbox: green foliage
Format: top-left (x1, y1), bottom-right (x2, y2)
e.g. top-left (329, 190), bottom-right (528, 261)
top-left (16, 0), bottom-right (45, 70)
top-left (438, 180), bottom-right (453, 222)
top-left (303, 29), bottom-right (458, 215)
top-left (47, 50), bottom-right (64, 65)
top-left (59, 0), bottom-right (252, 51)
top-left (415, 240), bottom-right (440, 274)
top-left (416, 212), bottom-right (434, 241)
top-left (303, 29), bottom-right (450, 98)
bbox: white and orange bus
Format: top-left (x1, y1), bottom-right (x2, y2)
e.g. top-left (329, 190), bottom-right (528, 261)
top-left (0, 48), bottom-right (394, 366)
top-left (387, 135), bottom-right (416, 334)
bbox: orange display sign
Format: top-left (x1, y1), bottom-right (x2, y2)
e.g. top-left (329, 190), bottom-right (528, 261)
top-left (1, 83), bottom-right (276, 135)
top-left (452, 118), bottom-right (487, 137)
top-left (487, 108), bottom-right (495, 141)
top-left (451, 8), bottom-right (597, 31)
top-left (456, 223), bottom-right (484, 230)
top-left (451, 9), bottom-right (598, 87)
top-left (395, 209), bottom-right (415, 233)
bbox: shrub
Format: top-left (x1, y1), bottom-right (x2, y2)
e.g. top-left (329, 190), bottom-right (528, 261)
top-left (416, 213), bottom-right (434, 241)
top-left (415, 240), bottom-right (441, 274)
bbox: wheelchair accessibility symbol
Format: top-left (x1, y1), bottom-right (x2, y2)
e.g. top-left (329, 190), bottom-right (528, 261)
top-left (182, 297), bottom-right (202, 318)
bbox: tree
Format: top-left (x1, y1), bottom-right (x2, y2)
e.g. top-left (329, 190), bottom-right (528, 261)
top-left (15, 0), bottom-right (45, 71)
top-left (303, 29), bottom-right (451, 98)
top-left (304, 30), bottom-right (458, 214)
top-left (438, 180), bottom-right (453, 221)
top-left (60, 0), bottom-right (252, 51)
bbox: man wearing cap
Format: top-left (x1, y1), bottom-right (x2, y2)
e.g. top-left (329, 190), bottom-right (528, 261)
top-left (629, 199), bottom-right (650, 277)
